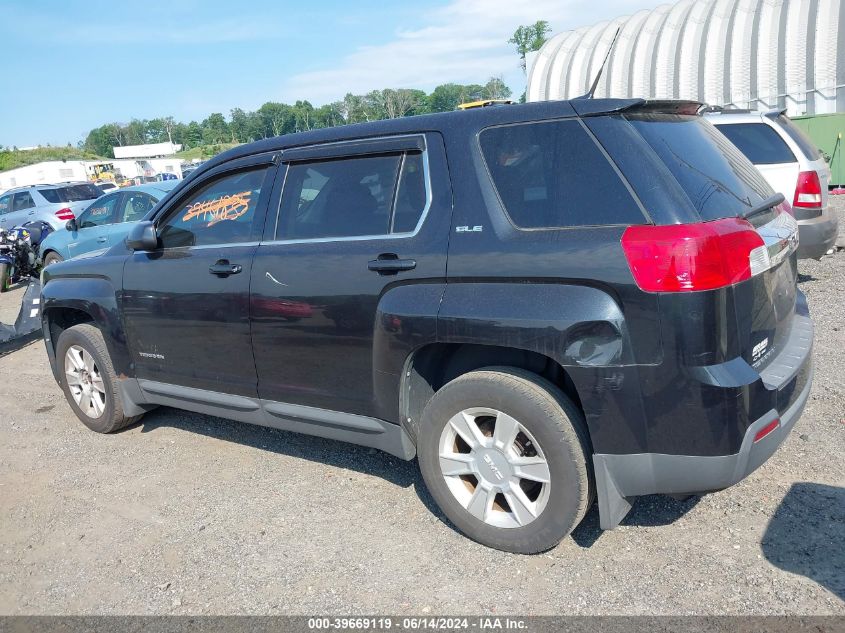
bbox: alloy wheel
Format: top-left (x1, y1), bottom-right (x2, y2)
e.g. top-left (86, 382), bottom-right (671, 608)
top-left (64, 345), bottom-right (107, 419)
top-left (438, 407), bottom-right (551, 528)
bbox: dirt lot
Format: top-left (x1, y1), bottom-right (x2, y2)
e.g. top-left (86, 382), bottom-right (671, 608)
top-left (0, 204), bottom-right (843, 616)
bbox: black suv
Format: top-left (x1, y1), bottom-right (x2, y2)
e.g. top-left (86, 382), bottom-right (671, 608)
top-left (41, 99), bottom-right (813, 553)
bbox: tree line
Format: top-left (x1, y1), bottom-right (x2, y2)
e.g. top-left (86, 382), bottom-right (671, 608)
top-left (82, 78), bottom-right (513, 158)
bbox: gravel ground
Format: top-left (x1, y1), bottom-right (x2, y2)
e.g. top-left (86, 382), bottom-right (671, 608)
top-left (0, 202), bottom-right (843, 616)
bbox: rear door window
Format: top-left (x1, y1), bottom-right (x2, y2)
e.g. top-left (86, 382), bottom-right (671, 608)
top-left (277, 153), bottom-right (413, 240)
top-left (11, 192), bottom-right (35, 211)
top-left (626, 114), bottom-right (774, 221)
top-left (479, 119), bottom-right (644, 228)
top-left (119, 191), bottom-right (157, 223)
top-left (713, 123), bottom-right (796, 165)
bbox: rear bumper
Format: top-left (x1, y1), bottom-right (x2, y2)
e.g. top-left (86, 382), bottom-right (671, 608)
top-left (797, 207), bottom-right (839, 259)
top-left (593, 309), bottom-right (814, 530)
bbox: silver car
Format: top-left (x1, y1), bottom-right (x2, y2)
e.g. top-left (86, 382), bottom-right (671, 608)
top-left (0, 182), bottom-right (104, 232)
top-left (705, 109), bottom-right (839, 259)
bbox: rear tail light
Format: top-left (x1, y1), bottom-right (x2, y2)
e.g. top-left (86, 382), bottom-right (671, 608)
top-left (621, 217), bottom-right (765, 292)
top-left (55, 208), bottom-right (75, 221)
top-left (753, 418), bottom-right (780, 443)
top-left (793, 171), bottom-right (822, 208)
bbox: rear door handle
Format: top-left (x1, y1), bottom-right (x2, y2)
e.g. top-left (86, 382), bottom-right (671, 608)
top-left (209, 260), bottom-right (242, 276)
top-left (368, 254), bottom-right (416, 275)
top-left (96, 236), bottom-right (108, 243)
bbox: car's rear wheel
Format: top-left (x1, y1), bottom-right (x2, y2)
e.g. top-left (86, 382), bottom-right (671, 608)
top-left (417, 367), bottom-right (593, 554)
top-left (42, 251), bottom-right (63, 267)
top-left (56, 323), bottom-right (142, 433)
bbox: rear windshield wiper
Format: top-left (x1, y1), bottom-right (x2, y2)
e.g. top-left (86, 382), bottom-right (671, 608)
top-left (741, 193), bottom-right (785, 220)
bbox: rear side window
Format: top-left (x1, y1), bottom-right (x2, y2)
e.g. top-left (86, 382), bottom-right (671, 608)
top-left (776, 114), bottom-right (821, 160)
top-left (627, 115), bottom-right (774, 221)
top-left (479, 119), bottom-right (644, 228)
top-left (39, 184), bottom-right (103, 203)
top-left (713, 123), bottom-right (796, 165)
top-left (276, 151), bottom-right (427, 240)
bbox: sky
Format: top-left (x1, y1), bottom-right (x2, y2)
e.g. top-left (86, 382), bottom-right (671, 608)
top-left (0, 0), bottom-right (667, 148)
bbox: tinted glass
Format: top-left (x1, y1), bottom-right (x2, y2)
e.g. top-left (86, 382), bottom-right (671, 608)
top-left (479, 119), bottom-right (644, 228)
top-left (79, 194), bottom-right (119, 227)
top-left (714, 123), bottom-right (796, 165)
top-left (627, 114), bottom-right (774, 221)
top-left (393, 153), bottom-right (427, 233)
top-left (0, 195), bottom-right (10, 215)
top-left (12, 192), bottom-right (35, 211)
top-left (120, 192), bottom-right (157, 223)
top-left (159, 167), bottom-right (268, 248)
top-left (776, 114), bottom-right (822, 160)
top-left (39, 184), bottom-right (103, 203)
top-left (277, 154), bottom-right (402, 240)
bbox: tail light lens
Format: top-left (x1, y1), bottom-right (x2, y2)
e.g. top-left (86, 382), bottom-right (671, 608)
top-left (55, 208), bottom-right (75, 221)
top-left (793, 171), bottom-right (822, 208)
top-left (621, 217), bottom-right (765, 292)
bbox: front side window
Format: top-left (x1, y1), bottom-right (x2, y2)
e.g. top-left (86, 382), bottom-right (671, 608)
top-left (12, 192), bottom-right (35, 211)
top-left (0, 195), bottom-right (10, 215)
top-left (158, 167), bottom-right (269, 248)
top-left (276, 151), bottom-right (427, 240)
top-left (479, 119), bottom-right (644, 229)
top-left (79, 194), bottom-right (119, 227)
top-left (119, 192), bottom-right (157, 223)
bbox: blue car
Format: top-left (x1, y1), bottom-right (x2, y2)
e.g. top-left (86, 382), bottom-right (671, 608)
top-left (40, 181), bottom-right (180, 266)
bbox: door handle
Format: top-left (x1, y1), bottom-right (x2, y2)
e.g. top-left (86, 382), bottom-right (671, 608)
top-left (209, 260), bottom-right (242, 276)
top-left (368, 254), bottom-right (416, 275)
top-left (96, 236), bottom-right (108, 243)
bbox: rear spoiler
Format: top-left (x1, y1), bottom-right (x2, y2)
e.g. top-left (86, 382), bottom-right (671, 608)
top-left (571, 99), bottom-right (705, 117)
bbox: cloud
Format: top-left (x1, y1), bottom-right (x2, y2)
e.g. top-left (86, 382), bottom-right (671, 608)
top-left (281, 0), bottom-right (664, 104)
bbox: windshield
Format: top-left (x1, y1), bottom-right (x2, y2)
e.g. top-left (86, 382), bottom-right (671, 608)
top-left (39, 184), bottom-right (103, 203)
top-left (625, 114), bottom-right (774, 221)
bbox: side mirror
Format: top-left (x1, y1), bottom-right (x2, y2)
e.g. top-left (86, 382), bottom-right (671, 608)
top-left (65, 219), bottom-right (78, 232)
top-left (126, 221), bottom-right (158, 251)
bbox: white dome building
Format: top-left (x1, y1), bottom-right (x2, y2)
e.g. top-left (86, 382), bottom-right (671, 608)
top-left (527, 0), bottom-right (845, 116)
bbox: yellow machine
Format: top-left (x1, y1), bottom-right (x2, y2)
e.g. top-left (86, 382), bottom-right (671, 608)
top-left (457, 99), bottom-right (514, 110)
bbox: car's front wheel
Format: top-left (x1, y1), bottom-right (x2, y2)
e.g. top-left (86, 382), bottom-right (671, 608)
top-left (56, 323), bottom-right (142, 433)
top-left (42, 251), bottom-right (63, 267)
top-left (418, 367), bottom-right (593, 554)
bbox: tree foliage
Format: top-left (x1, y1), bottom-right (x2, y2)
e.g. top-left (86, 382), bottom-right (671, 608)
top-left (80, 78), bottom-right (515, 159)
top-left (509, 20), bottom-right (552, 72)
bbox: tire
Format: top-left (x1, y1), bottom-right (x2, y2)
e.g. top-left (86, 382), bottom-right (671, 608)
top-left (0, 263), bottom-right (8, 293)
top-left (42, 251), bottom-right (63, 267)
top-left (417, 367), bottom-right (593, 554)
top-left (56, 323), bottom-right (143, 433)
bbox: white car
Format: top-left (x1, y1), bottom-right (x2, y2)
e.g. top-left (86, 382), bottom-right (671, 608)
top-left (705, 108), bottom-right (839, 259)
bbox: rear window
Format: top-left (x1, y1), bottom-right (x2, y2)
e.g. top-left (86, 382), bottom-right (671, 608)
top-left (713, 123), bottom-right (796, 165)
top-left (776, 114), bottom-right (822, 160)
top-left (626, 114), bottom-right (774, 221)
top-left (39, 184), bottom-right (103, 203)
top-left (479, 119), bottom-right (644, 228)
